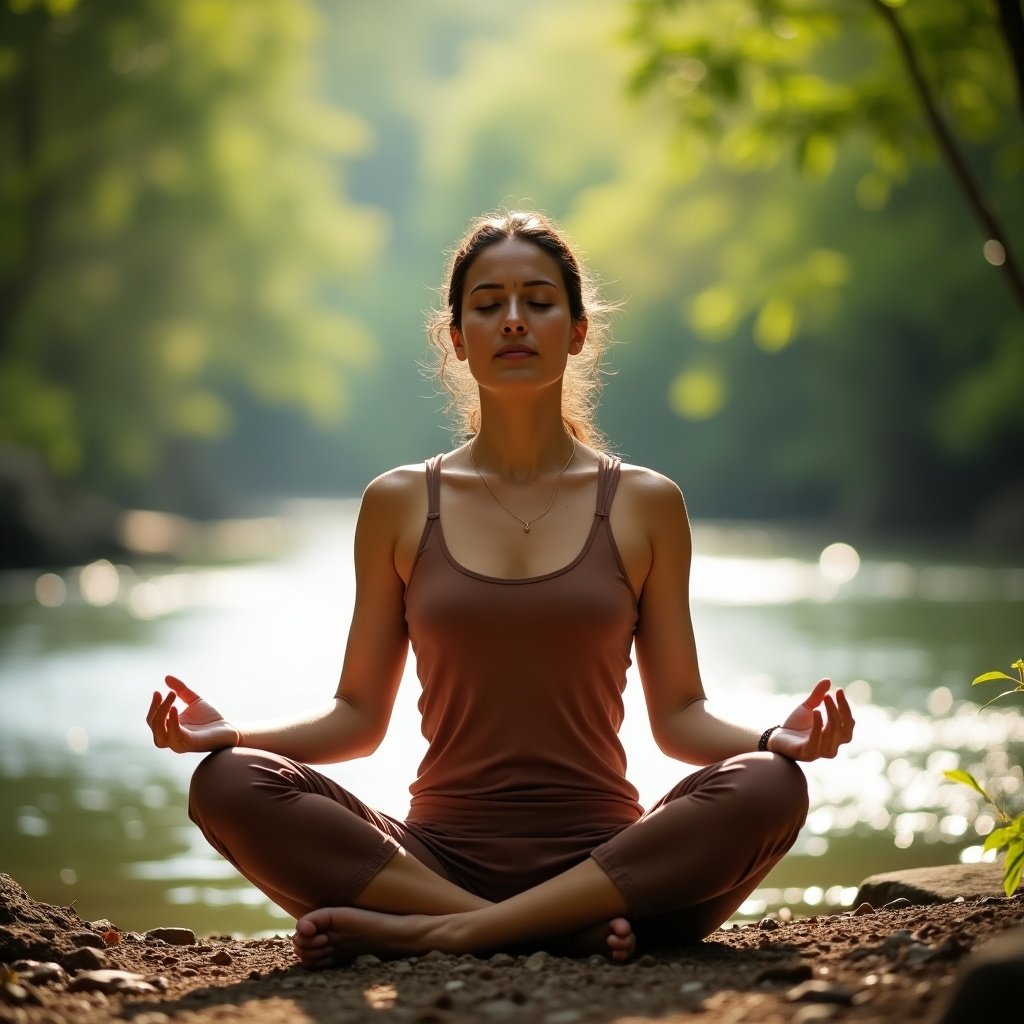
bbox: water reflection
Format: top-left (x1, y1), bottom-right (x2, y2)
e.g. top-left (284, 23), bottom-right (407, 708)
top-left (1, 503), bottom-right (1021, 933)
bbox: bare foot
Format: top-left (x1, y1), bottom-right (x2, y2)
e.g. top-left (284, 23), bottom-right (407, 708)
top-left (546, 916), bottom-right (635, 962)
top-left (292, 906), bottom-right (455, 970)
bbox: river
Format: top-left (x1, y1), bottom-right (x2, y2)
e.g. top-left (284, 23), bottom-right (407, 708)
top-left (1, 500), bottom-right (1022, 936)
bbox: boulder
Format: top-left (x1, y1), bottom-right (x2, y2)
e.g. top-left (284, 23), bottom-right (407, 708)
top-left (856, 862), bottom-right (1007, 907)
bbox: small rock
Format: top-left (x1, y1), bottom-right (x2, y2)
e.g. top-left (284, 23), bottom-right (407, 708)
top-left (786, 980), bottom-right (855, 1005)
top-left (479, 999), bottom-right (519, 1017)
top-left (64, 947), bottom-right (107, 971)
top-left (523, 951), bottom-right (548, 972)
top-left (905, 942), bottom-right (935, 966)
top-left (68, 931), bottom-right (105, 949)
top-left (793, 1007), bottom-right (839, 1023)
top-left (423, 950), bottom-right (448, 962)
top-left (543, 1011), bottom-right (583, 1024)
top-left (489, 953), bottom-right (515, 967)
top-left (881, 929), bottom-right (914, 953)
top-left (758, 916), bottom-right (781, 931)
top-left (852, 902), bottom-right (875, 916)
top-left (883, 898), bottom-right (913, 911)
top-left (211, 949), bottom-right (232, 966)
top-left (144, 927), bottom-right (196, 946)
top-left (353, 954), bottom-right (382, 968)
top-left (755, 962), bottom-right (813, 984)
top-left (445, 980), bottom-right (465, 991)
top-left (636, 953), bottom-right (657, 966)
top-left (679, 980), bottom-right (704, 994)
top-left (67, 970), bottom-right (161, 996)
top-left (8, 963), bottom-right (66, 987)
top-left (587, 954), bottom-right (605, 966)
top-left (392, 960), bottom-right (412, 974)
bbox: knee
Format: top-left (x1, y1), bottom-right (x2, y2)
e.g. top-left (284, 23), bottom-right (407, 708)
top-left (188, 747), bottom-right (254, 824)
top-left (751, 752), bottom-right (809, 828)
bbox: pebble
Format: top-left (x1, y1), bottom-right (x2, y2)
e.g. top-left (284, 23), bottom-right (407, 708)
top-left (210, 950), bottom-right (233, 966)
top-left (758, 916), bottom-right (781, 931)
top-left (679, 980), bottom-right (704, 994)
top-left (144, 927), bottom-right (197, 946)
top-left (489, 953), bottom-right (515, 967)
top-left (851, 902), bottom-right (875, 916)
top-left (66, 970), bottom-right (161, 996)
top-left (444, 980), bottom-right (465, 991)
top-left (392, 961), bottom-right (412, 974)
top-left (68, 931), bottom-right (105, 949)
top-left (882, 898), bottom-right (913, 911)
top-left (881, 929), bottom-right (914, 953)
top-left (793, 1006), bottom-right (840, 1022)
top-left (755, 962), bottom-right (813, 984)
top-left (543, 1011), bottom-right (583, 1024)
top-left (8, 963), bottom-right (66, 987)
top-left (635, 954), bottom-right (658, 967)
top-left (479, 998), bottom-right (519, 1017)
top-left (353, 954), bottom-right (382, 968)
top-left (786, 980), bottom-right (855, 1005)
top-left (63, 948), bottom-right (107, 971)
top-left (523, 951), bottom-right (549, 972)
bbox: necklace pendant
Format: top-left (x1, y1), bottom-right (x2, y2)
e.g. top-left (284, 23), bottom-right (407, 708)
top-left (523, 522), bottom-right (531, 533)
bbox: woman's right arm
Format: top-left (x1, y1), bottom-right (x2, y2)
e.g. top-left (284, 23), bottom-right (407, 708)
top-left (146, 470), bottom-right (415, 764)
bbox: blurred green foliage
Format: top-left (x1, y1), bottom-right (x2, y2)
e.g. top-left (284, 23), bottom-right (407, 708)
top-left (0, 0), bottom-right (384, 509)
top-left (1, 0), bottom-right (1021, 542)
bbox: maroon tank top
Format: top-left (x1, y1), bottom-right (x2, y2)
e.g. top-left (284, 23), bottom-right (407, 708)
top-left (403, 452), bottom-right (642, 833)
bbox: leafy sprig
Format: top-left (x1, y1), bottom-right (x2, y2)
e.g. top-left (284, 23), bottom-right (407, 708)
top-left (944, 660), bottom-right (1024, 896)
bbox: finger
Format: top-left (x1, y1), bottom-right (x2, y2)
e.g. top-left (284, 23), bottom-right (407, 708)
top-left (802, 678), bottom-right (831, 710)
top-left (165, 674), bottom-right (203, 705)
top-left (166, 705), bottom-right (191, 753)
top-left (836, 688), bottom-right (856, 737)
top-left (149, 692), bottom-right (176, 748)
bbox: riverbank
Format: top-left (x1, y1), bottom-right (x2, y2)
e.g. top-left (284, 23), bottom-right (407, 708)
top-left (2, 869), bottom-right (1022, 1024)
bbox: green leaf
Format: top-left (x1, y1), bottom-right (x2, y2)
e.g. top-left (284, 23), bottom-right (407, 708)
top-left (1003, 841), bottom-right (1024, 897)
top-left (972, 671), bottom-right (1016, 685)
top-left (983, 825), bottom-right (1015, 852)
top-left (943, 769), bottom-right (994, 803)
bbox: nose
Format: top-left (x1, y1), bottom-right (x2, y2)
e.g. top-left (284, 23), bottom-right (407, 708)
top-left (502, 298), bottom-right (527, 335)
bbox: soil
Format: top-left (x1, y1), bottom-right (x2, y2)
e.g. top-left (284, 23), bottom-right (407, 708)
top-left (1, 873), bottom-right (1021, 1024)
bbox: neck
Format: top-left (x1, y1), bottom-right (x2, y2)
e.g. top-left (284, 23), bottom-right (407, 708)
top-left (471, 392), bottom-right (575, 481)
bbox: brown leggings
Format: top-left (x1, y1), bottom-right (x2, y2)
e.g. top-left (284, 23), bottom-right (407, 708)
top-left (188, 749), bottom-right (808, 945)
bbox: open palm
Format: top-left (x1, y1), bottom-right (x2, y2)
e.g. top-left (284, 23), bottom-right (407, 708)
top-left (769, 679), bottom-right (855, 762)
top-left (146, 675), bottom-right (238, 753)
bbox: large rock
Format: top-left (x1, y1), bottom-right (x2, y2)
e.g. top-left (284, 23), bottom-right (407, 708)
top-left (934, 926), bottom-right (1024, 1024)
top-left (856, 862), bottom-right (1007, 907)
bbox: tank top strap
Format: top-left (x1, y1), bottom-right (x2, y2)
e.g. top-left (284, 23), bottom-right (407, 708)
top-left (595, 452), bottom-right (622, 519)
top-left (425, 454), bottom-right (444, 520)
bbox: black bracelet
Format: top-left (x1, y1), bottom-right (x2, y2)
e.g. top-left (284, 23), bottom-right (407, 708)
top-left (757, 725), bottom-right (781, 752)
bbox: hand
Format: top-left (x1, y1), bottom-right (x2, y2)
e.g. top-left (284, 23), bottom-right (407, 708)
top-left (146, 675), bottom-right (239, 754)
top-left (767, 678), bottom-right (854, 762)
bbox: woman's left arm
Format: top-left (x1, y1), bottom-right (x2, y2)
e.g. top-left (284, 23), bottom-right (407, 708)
top-left (627, 471), bottom-right (854, 765)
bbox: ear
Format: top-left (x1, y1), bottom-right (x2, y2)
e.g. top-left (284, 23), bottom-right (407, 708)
top-left (569, 318), bottom-right (588, 355)
top-left (450, 324), bottom-right (467, 362)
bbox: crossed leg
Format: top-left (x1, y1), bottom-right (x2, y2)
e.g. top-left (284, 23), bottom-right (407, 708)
top-left (188, 749), bottom-right (636, 968)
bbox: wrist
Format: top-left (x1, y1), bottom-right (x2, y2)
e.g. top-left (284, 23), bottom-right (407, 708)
top-left (757, 725), bottom-right (780, 753)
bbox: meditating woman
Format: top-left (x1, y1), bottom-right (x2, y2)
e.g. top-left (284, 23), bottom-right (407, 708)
top-left (146, 209), bottom-right (855, 968)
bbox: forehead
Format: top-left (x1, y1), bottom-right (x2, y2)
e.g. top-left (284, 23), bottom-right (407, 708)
top-left (464, 238), bottom-right (564, 289)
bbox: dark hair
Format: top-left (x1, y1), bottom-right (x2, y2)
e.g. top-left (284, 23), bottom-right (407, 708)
top-left (426, 209), bottom-right (615, 446)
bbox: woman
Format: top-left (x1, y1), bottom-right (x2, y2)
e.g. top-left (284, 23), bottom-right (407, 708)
top-left (147, 209), bottom-right (855, 968)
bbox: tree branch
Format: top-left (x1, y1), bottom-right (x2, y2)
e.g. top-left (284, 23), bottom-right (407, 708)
top-left (869, 0), bottom-right (1024, 314)
top-left (995, 0), bottom-right (1024, 124)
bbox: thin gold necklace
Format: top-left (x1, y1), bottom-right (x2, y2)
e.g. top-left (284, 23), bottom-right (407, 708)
top-left (469, 436), bottom-right (576, 533)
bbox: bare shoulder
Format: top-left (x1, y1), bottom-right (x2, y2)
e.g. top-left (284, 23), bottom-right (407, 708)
top-left (362, 462), bottom-right (427, 511)
top-left (615, 462), bottom-right (690, 527)
top-left (360, 461), bottom-right (433, 582)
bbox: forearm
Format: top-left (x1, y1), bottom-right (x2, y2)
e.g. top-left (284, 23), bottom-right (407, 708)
top-left (654, 699), bottom-right (763, 765)
top-left (232, 696), bottom-right (381, 764)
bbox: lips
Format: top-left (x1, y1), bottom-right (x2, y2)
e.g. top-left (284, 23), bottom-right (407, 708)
top-left (495, 343), bottom-right (537, 358)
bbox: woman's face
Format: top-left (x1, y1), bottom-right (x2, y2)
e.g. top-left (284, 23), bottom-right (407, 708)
top-left (451, 238), bottom-right (586, 392)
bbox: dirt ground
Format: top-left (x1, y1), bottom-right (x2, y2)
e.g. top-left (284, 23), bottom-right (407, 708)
top-left (1, 872), bottom-right (1021, 1024)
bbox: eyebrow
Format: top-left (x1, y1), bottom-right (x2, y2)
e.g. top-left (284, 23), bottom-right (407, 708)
top-left (468, 279), bottom-right (558, 295)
